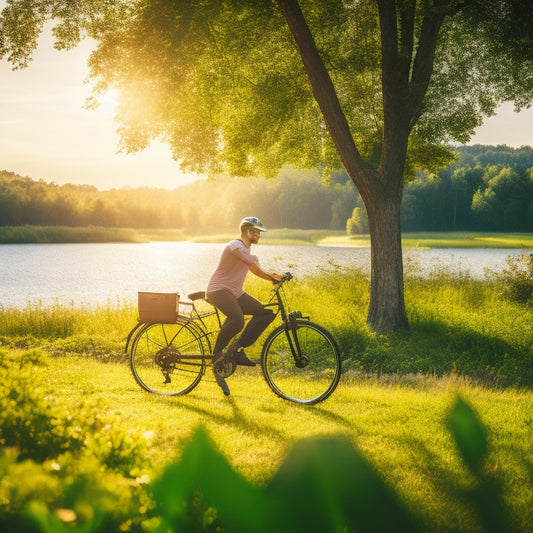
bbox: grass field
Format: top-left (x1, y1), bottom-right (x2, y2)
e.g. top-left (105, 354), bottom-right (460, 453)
top-left (318, 231), bottom-right (533, 249)
top-left (5, 353), bottom-right (532, 532)
top-left (1, 267), bottom-right (532, 531)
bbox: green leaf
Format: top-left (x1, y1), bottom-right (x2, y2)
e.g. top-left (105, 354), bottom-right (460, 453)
top-left (268, 436), bottom-right (420, 533)
top-left (152, 426), bottom-right (270, 533)
top-left (447, 396), bottom-right (488, 475)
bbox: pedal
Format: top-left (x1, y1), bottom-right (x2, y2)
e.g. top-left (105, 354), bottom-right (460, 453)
top-left (213, 353), bottom-right (237, 378)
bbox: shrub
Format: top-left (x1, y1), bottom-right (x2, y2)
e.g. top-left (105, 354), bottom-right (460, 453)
top-left (492, 253), bottom-right (533, 304)
top-left (346, 207), bottom-right (369, 235)
top-left (0, 348), bottom-right (152, 532)
top-left (0, 348), bottom-right (146, 470)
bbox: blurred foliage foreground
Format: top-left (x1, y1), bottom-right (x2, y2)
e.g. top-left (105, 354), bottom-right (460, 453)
top-left (1, 348), bottom-right (529, 533)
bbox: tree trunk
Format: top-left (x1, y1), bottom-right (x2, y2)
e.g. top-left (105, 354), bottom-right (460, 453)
top-left (277, 0), bottom-right (411, 332)
top-left (364, 181), bottom-right (408, 332)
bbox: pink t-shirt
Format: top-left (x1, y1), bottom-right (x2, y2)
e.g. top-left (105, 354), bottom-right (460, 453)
top-left (207, 239), bottom-right (258, 298)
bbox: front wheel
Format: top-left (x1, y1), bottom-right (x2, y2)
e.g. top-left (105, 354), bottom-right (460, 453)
top-left (261, 320), bottom-right (341, 404)
top-left (130, 322), bottom-right (206, 396)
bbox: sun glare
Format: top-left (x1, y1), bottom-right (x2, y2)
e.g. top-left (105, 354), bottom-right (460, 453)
top-left (96, 89), bottom-right (120, 117)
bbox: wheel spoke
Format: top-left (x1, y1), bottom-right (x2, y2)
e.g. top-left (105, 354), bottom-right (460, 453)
top-left (261, 320), bottom-right (341, 404)
top-left (130, 323), bottom-right (205, 396)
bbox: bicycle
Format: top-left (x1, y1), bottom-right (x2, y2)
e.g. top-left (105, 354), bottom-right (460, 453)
top-left (125, 273), bottom-right (341, 404)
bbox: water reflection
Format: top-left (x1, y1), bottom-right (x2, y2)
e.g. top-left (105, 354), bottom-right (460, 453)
top-left (0, 242), bottom-right (525, 308)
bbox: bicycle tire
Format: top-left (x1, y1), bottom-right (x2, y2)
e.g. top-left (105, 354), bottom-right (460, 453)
top-left (261, 319), bottom-right (341, 404)
top-left (130, 321), bottom-right (206, 396)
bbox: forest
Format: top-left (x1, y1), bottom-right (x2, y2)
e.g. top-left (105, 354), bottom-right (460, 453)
top-left (1, 144), bottom-right (532, 235)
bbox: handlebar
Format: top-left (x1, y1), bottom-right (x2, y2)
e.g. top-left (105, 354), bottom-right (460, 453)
top-left (274, 272), bottom-right (292, 284)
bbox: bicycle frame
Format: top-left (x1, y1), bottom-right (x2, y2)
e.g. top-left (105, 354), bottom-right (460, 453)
top-left (265, 274), bottom-right (310, 367)
top-left (126, 273), bottom-right (304, 363)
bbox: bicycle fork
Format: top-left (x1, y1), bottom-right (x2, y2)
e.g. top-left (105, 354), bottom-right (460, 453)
top-left (285, 311), bottom-right (310, 368)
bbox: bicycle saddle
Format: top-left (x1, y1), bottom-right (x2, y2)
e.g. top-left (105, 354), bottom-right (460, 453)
top-left (187, 291), bottom-right (206, 301)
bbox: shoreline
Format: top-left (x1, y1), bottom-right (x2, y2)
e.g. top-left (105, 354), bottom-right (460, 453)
top-left (1, 225), bottom-right (533, 248)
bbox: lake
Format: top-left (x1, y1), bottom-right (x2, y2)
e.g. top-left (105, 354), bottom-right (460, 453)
top-left (0, 242), bottom-right (526, 308)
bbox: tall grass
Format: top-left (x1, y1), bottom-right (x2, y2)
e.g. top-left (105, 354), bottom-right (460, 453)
top-left (0, 225), bottom-right (141, 243)
top-left (0, 301), bottom-right (136, 359)
top-left (1, 268), bottom-right (531, 386)
top-left (0, 225), bottom-right (188, 243)
top-left (243, 264), bottom-right (532, 387)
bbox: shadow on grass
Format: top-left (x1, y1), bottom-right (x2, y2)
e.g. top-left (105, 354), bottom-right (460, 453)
top-left (339, 318), bottom-right (531, 387)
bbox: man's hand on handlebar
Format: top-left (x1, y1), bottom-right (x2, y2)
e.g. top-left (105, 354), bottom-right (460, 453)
top-left (271, 272), bottom-right (292, 284)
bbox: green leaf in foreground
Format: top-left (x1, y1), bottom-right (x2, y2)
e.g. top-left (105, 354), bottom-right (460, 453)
top-left (152, 427), bottom-right (268, 533)
top-left (448, 396), bottom-right (510, 533)
top-left (152, 426), bottom-right (420, 533)
top-left (448, 396), bottom-right (488, 475)
top-left (268, 436), bottom-right (420, 533)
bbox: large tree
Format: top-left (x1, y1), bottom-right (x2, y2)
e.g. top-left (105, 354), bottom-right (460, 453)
top-left (1, 0), bottom-right (532, 332)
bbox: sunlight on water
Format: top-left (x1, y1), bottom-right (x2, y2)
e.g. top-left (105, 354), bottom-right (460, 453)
top-left (0, 242), bottom-right (525, 308)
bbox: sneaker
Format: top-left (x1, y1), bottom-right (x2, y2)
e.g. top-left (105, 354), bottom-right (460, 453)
top-left (234, 348), bottom-right (256, 367)
top-left (213, 351), bottom-right (236, 378)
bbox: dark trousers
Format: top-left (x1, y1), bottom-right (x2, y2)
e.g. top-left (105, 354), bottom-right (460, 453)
top-left (207, 290), bottom-right (275, 354)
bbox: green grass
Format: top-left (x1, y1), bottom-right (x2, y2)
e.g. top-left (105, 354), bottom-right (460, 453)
top-left (4, 226), bottom-right (533, 248)
top-left (0, 225), bottom-right (145, 243)
top-left (1, 268), bottom-right (531, 385)
top-left (189, 229), bottom-right (342, 245)
top-left (319, 232), bottom-right (533, 248)
top-left (7, 354), bottom-right (532, 532)
top-left (1, 270), bottom-right (532, 531)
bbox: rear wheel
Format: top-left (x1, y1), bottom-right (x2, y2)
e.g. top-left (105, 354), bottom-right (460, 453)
top-left (261, 320), bottom-right (341, 404)
top-left (130, 322), bottom-right (205, 395)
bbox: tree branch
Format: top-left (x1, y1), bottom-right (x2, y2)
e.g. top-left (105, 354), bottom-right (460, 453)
top-left (408, 8), bottom-right (446, 127)
top-left (275, 0), bottom-right (376, 195)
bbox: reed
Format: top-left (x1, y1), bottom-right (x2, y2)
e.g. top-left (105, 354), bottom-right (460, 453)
top-left (0, 225), bottom-right (142, 243)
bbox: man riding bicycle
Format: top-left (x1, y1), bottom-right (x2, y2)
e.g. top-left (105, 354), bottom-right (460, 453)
top-left (207, 217), bottom-right (283, 395)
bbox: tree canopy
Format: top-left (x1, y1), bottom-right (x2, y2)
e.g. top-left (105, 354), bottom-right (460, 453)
top-left (1, 0), bottom-right (532, 332)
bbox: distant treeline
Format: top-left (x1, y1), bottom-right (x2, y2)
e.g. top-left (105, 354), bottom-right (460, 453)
top-left (1, 145), bottom-right (532, 234)
top-left (401, 145), bottom-right (533, 232)
top-left (0, 167), bottom-right (357, 234)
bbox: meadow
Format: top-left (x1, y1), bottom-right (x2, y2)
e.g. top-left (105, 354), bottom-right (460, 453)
top-left (317, 231), bottom-right (533, 249)
top-left (2, 224), bottom-right (533, 249)
top-left (1, 266), bottom-right (532, 531)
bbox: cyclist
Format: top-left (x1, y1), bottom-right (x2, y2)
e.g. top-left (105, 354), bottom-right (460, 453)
top-left (207, 216), bottom-right (283, 395)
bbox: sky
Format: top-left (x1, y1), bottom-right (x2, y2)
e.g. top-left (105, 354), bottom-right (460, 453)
top-left (1, 22), bottom-right (532, 191)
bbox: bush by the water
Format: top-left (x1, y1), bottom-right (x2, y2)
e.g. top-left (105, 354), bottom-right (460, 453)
top-left (491, 253), bottom-right (533, 304)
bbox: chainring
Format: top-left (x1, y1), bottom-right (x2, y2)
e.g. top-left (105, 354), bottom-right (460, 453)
top-left (213, 354), bottom-right (236, 378)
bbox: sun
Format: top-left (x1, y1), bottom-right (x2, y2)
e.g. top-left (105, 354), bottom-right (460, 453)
top-left (95, 88), bottom-right (120, 117)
